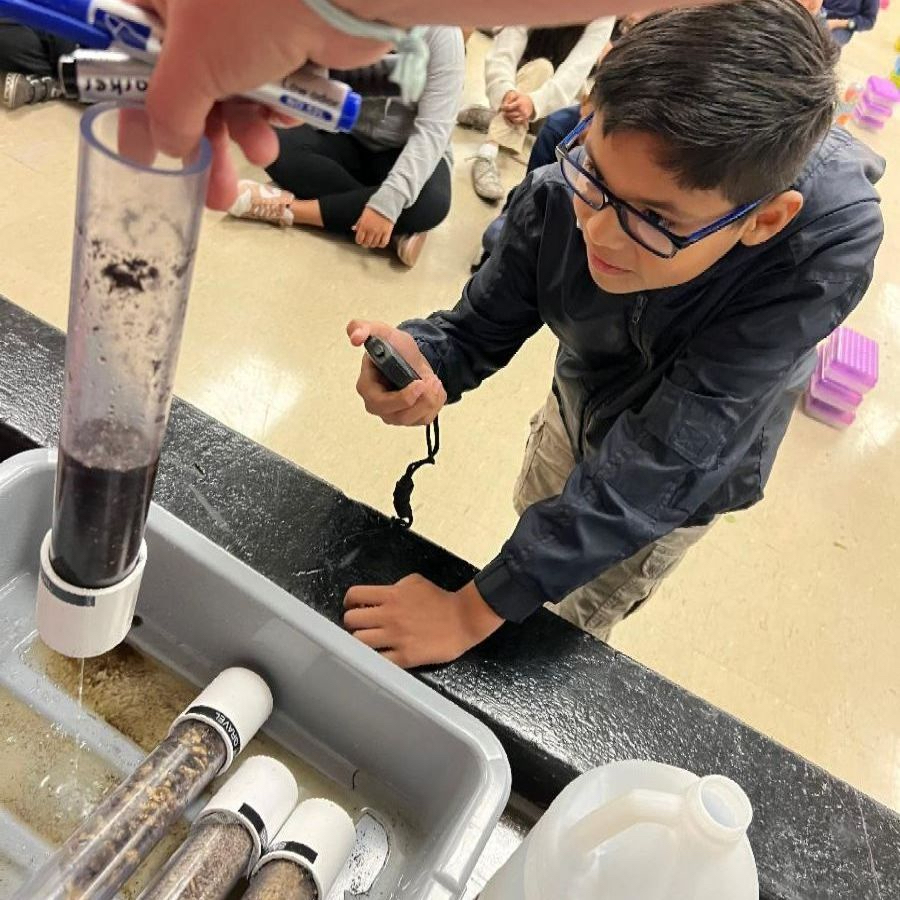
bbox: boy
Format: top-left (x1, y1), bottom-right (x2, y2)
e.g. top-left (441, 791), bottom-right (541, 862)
top-left (344, 0), bottom-right (885, 669)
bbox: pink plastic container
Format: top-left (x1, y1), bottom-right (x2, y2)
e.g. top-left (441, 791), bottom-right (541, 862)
top-left (804, 393), bottom-right (855, 429)
top-left (809, 354), bottom-right (863, 412)
top-left (821, 327), bottom-right (879, 394)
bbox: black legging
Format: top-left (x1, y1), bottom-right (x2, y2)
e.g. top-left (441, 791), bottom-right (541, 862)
top-left (0, 19), bottom-right (75, 78)
top-left (266, 125), bottom-right (451, 237)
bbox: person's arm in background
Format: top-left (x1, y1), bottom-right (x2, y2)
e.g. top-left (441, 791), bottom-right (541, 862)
top-left (526, 17), bottom-right (615, 121)
top-left (484, 26), bottom-right (528, 110)
top-left (363, 28), bottom-right (466, 239)
top-left (850, 0), bottom-right (879, 31)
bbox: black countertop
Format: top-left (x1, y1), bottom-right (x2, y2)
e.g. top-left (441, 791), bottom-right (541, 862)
top-left (1, 296), bottom-right (897, 900)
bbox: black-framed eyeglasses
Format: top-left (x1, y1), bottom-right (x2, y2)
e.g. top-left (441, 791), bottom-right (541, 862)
top-left (555, 114), bottom-right (770, 260)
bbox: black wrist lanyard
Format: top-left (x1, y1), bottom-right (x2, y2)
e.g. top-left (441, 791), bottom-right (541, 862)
top-left (392, 417), bottom-right (440, 528)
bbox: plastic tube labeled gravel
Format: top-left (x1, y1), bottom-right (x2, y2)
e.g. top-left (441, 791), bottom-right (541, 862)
top-left (13, 668), bottom-right (272, 900)
top-left (137, 756), bottom-right (298, 900)
top-left (244, 799), bottom-right (356, 900)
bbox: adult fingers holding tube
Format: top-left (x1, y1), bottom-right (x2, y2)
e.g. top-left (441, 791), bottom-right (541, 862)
top-left (133, 0), bottom-right (387, 207)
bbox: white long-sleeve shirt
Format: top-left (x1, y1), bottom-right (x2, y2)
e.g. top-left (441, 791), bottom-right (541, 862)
top-left (353, 27), bottom-right (465, 223)
top-left (484, 20), bottom-right (615, 121)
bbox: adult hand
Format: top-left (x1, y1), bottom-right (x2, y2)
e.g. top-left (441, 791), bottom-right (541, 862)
top-left (347, 320), bottom-right (446, 426)
top-left (133, 0), bottom-right (389, 209)
top-left (827, 18), bottom-right (851, 28)
top-left (344, 577), bottom-right (504, 668)
top-left (353, 206), bottom-right (395, 249)
top-left (501, 92), bottom-right (535, 125)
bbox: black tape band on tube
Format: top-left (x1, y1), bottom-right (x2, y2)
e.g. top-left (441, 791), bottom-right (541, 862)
top-left (270, 840), bottom-right (319, 864)
top-left (41, 568), bottom-right (96, 607)
top-left (184, 705), bottom-right (241, 753)
top-left (238, 803), bottom-right (268, 848)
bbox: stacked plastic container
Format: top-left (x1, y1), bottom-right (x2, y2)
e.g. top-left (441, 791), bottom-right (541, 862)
top-left (852, 76), bottom-right (900, 131)
top-left (804, 327), bottom-right (879, 429)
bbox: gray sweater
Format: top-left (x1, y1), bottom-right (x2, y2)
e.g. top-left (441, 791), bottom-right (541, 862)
top-left (352, 27), bottom-right (465, 223)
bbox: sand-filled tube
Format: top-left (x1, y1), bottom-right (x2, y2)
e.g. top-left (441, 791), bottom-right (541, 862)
top-left (136, 756), bottom-right (298, 900)
top-left (12, 668), bottom-right (271, 900)
top-left (243, 799), bottom-right (356, 900)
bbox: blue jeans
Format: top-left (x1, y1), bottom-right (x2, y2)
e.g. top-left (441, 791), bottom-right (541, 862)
top-left (829, 27), bottom-right (853, 47)
top-left (527, 106), bottom-right (581, 172)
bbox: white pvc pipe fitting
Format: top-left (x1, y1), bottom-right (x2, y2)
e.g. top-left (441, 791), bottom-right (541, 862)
top-left (253, 798), bottom-right (356, 900)
top-left (35, 529), bottom-right (147, 658)
top-left (198, 755), bottom-right (299, 870)
top-left (174, 667), bottom-right (274, 773)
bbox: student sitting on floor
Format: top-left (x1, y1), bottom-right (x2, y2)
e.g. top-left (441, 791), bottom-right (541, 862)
top-left (341, 0), bottom-right (885, 669)
top-left (0, 18), bottom-right (73, 109)
top-left (457, 20), bottom-right (614, 202)
top-left (227, 26), bottom-right (464, 269)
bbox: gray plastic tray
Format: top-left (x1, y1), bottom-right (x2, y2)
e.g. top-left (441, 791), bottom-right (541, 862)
top-left (0, 449), bottom-right (511, 900)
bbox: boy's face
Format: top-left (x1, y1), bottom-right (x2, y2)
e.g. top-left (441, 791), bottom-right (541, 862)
top-left (574, 118), bottom-right (753, 295)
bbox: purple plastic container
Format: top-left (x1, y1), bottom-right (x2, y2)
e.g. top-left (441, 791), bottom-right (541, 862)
top-left (821, 327), bottom-right (879, 394)
top-left (809, 354), bottom-right (863, 412)
top-left (804, 392), bottom-right (856, 429)
top-left (865, 75), bottom-right (900, 106)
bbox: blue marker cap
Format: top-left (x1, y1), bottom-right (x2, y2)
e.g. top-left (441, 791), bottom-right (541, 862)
top-left (337, 91), bottom-right (361, 133)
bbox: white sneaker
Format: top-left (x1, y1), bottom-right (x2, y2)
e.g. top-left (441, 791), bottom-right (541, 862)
top-left (471, 156), bottom-right (504, 202)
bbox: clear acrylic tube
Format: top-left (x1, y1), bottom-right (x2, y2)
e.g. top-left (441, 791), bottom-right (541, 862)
top-left (242, 860), bottom-right (318, 900)
top-left (51, 101), bottom-right (210, 589)
top-left (12, 719), bottom-right (227, 900)
top-left (136, 812), bottom-right (255, 900)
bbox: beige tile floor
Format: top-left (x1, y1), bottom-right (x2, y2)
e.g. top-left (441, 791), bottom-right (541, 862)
top-left (1, 21), bottom-right (899, 810)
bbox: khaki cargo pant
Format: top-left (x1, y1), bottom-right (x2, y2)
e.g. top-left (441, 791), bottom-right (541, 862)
top-left (513, 394), bottom-right (716, 642)
top-left (487, 58), bottom-right (554, 154)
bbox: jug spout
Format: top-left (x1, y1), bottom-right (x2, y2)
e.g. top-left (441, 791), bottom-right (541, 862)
top-left (568, 775), bottom-right (753, 857)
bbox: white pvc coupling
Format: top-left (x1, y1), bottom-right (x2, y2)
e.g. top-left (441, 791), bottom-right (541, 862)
top-left (198, 755), bottom-right (299, 870)
top-left (174, 667), bottom-right (274, 773)
top-left (253, 798), bottom-right (356, 900)
top-left (35, 529), bottom-right (146, 658)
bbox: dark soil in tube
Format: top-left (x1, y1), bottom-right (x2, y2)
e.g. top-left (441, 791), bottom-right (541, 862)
top-left (52, 420), bottom-right (158, 588)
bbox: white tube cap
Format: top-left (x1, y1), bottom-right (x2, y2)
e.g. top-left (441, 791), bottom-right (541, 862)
top-left (198, 756), bottom-right (299, 870)
top-left (36, 529), bottom-right (146, 658)
top-left (253, 798), bottom-right (356, 899)
top-left (174, 667), bottom-right (273, 773)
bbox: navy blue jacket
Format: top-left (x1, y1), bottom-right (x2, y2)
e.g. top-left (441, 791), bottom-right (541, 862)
top-left (402, 128), bottom-right (884, 623)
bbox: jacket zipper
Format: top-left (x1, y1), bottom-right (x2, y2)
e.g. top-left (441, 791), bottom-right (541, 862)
top-left (578, 294), bottom-right (649, 454)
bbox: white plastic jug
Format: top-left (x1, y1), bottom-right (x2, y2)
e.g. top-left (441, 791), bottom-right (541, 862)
top-left (480, 760), bottom-right (759, 900)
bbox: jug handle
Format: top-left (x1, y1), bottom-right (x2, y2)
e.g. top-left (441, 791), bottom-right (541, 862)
top-left (567, 788), bottom-right (683, 857)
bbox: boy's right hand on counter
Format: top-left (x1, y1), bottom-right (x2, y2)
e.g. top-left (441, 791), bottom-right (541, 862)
top-left (347, 320), bottom-right (447, 427)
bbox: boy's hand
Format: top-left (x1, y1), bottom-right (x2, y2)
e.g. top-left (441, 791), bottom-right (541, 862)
top-left (344, 577), bottom-right (504, 668)
top-left (347, 320), bottom-right (447, 426)
top-left (353, 207), bottom-right (395, 249)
